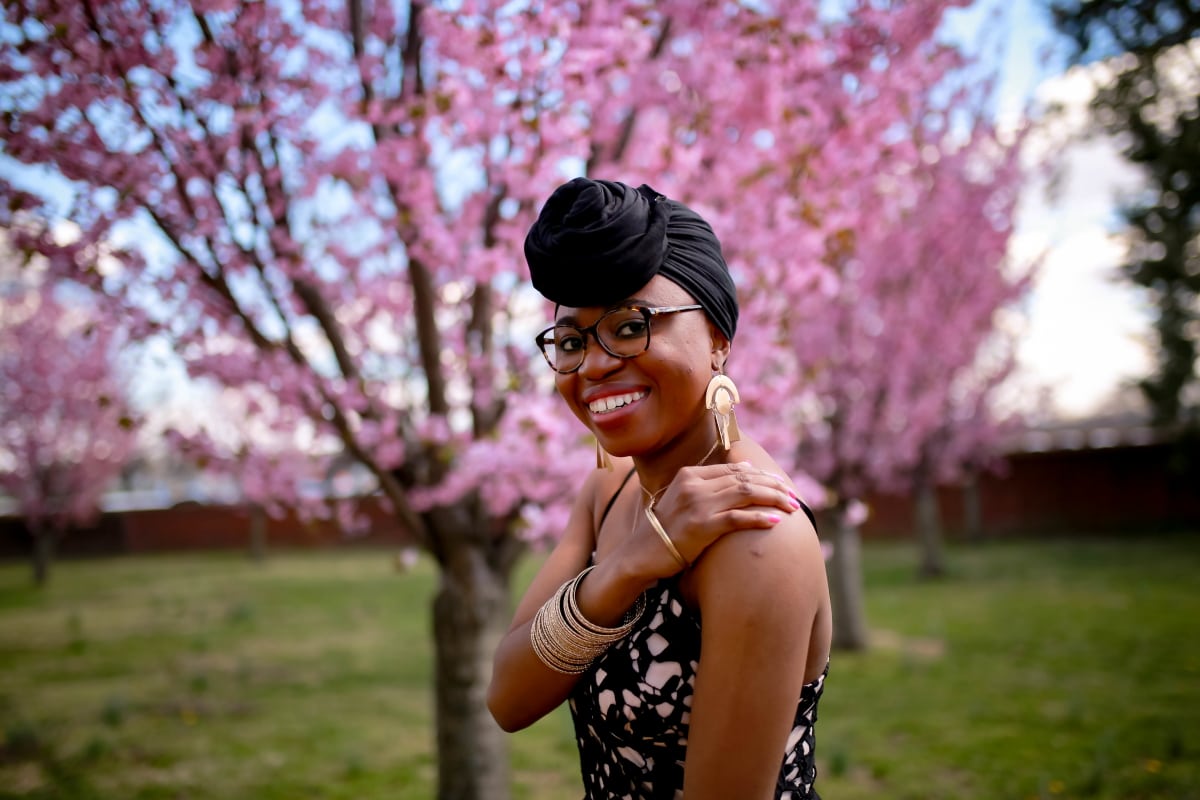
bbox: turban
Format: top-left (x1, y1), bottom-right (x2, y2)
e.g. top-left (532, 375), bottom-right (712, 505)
top-left (524, 178), bottom-right (738, 341)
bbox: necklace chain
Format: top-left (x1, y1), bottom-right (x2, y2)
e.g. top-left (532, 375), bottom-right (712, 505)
top-left (640, 438), bottom-right (722, 510)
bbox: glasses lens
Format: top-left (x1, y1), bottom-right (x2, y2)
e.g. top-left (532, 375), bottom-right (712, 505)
top-left (545, 326), bottom-right (585, 372)
top-left (538, 308), bottom-right (651, 373)
top-left (597, 308), bottom-right (650, 357)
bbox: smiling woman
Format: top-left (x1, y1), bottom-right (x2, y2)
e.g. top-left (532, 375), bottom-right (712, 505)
top-left (487, 178), bottom-right (833, 800)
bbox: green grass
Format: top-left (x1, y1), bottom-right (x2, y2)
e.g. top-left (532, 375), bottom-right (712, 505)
top-left (0, 534), bottom-right (1197, 799)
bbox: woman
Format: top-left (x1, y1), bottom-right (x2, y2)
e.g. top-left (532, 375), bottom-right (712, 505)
top-left (488, 178), bottom-right (832, 799)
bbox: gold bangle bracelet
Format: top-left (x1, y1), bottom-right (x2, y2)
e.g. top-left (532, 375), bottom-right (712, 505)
top-left (564, 566), bottom-right (645, 639)
top-left (644, 506), bottom-right (689, 569)
top-left (531, 581), bottom-right (595, 674)
top-left (529, 568), bottom-right (646, 675)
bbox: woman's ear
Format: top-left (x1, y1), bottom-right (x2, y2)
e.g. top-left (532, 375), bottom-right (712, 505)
top-left (710, 327), bottom-right (731, 372)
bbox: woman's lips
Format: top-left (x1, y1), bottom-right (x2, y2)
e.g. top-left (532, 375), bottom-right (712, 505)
top-left (587, 390), bottom-right (647, 415)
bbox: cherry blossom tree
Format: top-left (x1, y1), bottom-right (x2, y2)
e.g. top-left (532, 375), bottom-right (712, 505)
top-left (783, 112), bottom-right (1031, 645)
top-left (0, 254), bottom-right (138, 586)
top-left (1, 0), bottom-right (1025, 794)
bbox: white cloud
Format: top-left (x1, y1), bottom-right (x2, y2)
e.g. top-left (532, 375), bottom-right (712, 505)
top-left (1007, 61), bottom-right (1156, 419)
top-left (1015, 227), bottom-right (1152, 415)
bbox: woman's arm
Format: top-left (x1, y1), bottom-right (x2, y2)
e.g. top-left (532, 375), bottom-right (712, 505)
top-left (681, 507), bottom-right (830, 800)
top-left (487, 469), bottom-right (652, 732)
top-left (487, 462), bottom-right (809, 733)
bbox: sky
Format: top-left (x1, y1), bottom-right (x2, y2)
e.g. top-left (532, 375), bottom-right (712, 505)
top-left (1010, 85), bottom-right (1153, 420)
top-left (945, 0), bottom-right (1155, 420)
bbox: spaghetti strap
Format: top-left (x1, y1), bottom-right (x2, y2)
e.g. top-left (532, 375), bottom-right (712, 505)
top-left (797, 500), bottom-right (817, 532)
top-left (598, 467), bottom-right (637, 532)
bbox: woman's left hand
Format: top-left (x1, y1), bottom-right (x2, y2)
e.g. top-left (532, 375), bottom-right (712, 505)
top-left (616, 461), bottom-right (803, 585)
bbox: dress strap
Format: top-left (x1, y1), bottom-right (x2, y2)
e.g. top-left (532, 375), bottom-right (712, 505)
top-left (597, 467), bottom-right (637, 533)
top-left (797, 500), bottom-right (817, 532)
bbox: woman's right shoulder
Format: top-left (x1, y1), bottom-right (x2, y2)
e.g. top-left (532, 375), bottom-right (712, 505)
top-left (591, 456), bottom-right (635, 493)
top-left (583, 458), bottom-right (636, 526)
top-left (549, 461), bottom-right (635, 556)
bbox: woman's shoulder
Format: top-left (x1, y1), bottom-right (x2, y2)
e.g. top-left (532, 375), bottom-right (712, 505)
top-left (594, 455), bottom-right (636, 492)
top-left (689, 442), bottom-right (826, 600)
top-left (695, 498), bottom-right (822, 575)
top-left (724, 439), bottom-right (809, 501)
top-left (583, 457), bottom-right (638, 530)
top-left (590, 456), bottom-right (637, 500)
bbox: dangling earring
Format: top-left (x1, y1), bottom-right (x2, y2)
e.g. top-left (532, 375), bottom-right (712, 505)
top-left (705, 374), bottom-right (742, 450)
top-left (595, 440), bottom-right (614, 471)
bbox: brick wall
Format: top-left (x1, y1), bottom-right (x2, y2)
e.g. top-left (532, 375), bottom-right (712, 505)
top-left (0, 500), bottom-right (414, 559)
top-left (855, 442), bottom-right (1200, 538)
top-left (2, 442), bottom-right (1197, 559)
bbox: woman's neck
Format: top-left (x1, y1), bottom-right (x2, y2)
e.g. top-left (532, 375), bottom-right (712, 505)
top-left (632, 424), bottom-right (724, 500)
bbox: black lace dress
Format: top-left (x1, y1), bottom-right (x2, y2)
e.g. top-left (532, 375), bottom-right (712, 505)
top-left (568, 471), bottom-right (826, 800)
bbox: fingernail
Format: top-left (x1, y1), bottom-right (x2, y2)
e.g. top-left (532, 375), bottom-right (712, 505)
top-left (766, 514), bottom-right (782, 524)
top-left (789, 497), bottom-right (801, 509)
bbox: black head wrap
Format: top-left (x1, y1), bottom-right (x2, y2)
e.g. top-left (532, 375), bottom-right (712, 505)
top-left (524, 178), bottom-right (738, 340)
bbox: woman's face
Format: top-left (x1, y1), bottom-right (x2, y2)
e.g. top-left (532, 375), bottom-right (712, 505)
top-left (553, 275), bottom-right (727, 458)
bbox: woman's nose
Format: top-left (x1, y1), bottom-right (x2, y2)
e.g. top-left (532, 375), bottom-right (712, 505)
top-left (577, 335), bottom-right (623, 377)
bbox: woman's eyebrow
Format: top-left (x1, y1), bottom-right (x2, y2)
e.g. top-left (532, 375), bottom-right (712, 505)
top-left (555, 298), bottom-right (649, 326)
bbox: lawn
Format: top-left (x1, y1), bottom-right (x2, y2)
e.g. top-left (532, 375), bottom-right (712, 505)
top-left (0, 534), bottom-right (1197, 799)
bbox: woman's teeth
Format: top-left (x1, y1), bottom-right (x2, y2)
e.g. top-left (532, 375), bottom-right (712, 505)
top-left (589, 391), bottom-right (646, 414)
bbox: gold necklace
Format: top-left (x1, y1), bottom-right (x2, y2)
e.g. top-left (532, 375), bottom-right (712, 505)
top-left (639, 438), bottom-right (722, 511)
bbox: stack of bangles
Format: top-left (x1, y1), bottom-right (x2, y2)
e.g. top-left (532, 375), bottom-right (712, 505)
top-left (530, 566), bottom-right (647, 675)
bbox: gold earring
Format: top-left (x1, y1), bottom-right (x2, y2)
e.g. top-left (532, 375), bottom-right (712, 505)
top-left (705, 374), bottom-right (741, 450)
top-left (595, 440), bottom-right (614, 471)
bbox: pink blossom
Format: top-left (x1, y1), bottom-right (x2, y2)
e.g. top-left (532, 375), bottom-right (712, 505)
top-left (0, 0), bottom-right (1029, 548)
top-left (0, 276), bottom-right (139, 532)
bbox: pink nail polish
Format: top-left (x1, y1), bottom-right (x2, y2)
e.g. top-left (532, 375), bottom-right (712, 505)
top-left (767, 514), bottom-right (782, 524)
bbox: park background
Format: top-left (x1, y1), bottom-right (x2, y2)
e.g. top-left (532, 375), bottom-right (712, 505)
top-left (1, 0), bottom-right (1198, 798)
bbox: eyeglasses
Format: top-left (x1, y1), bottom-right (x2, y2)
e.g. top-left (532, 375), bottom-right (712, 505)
top-left (535, 304), bottom-right (703, 374)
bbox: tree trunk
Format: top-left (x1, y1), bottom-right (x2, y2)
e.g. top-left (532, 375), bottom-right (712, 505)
top-left (828, 505), bottom-right (869, 650)
top-left (962, 473), bottom-right (983, 542)
top-left (249, 505), bottom-right (268, 564)
top-left (32, 529), bottom-right (53, 587)
top-left (432, 531), bottom-right (513, 800)
top-left (914, 480), bottom-right (945, 579)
